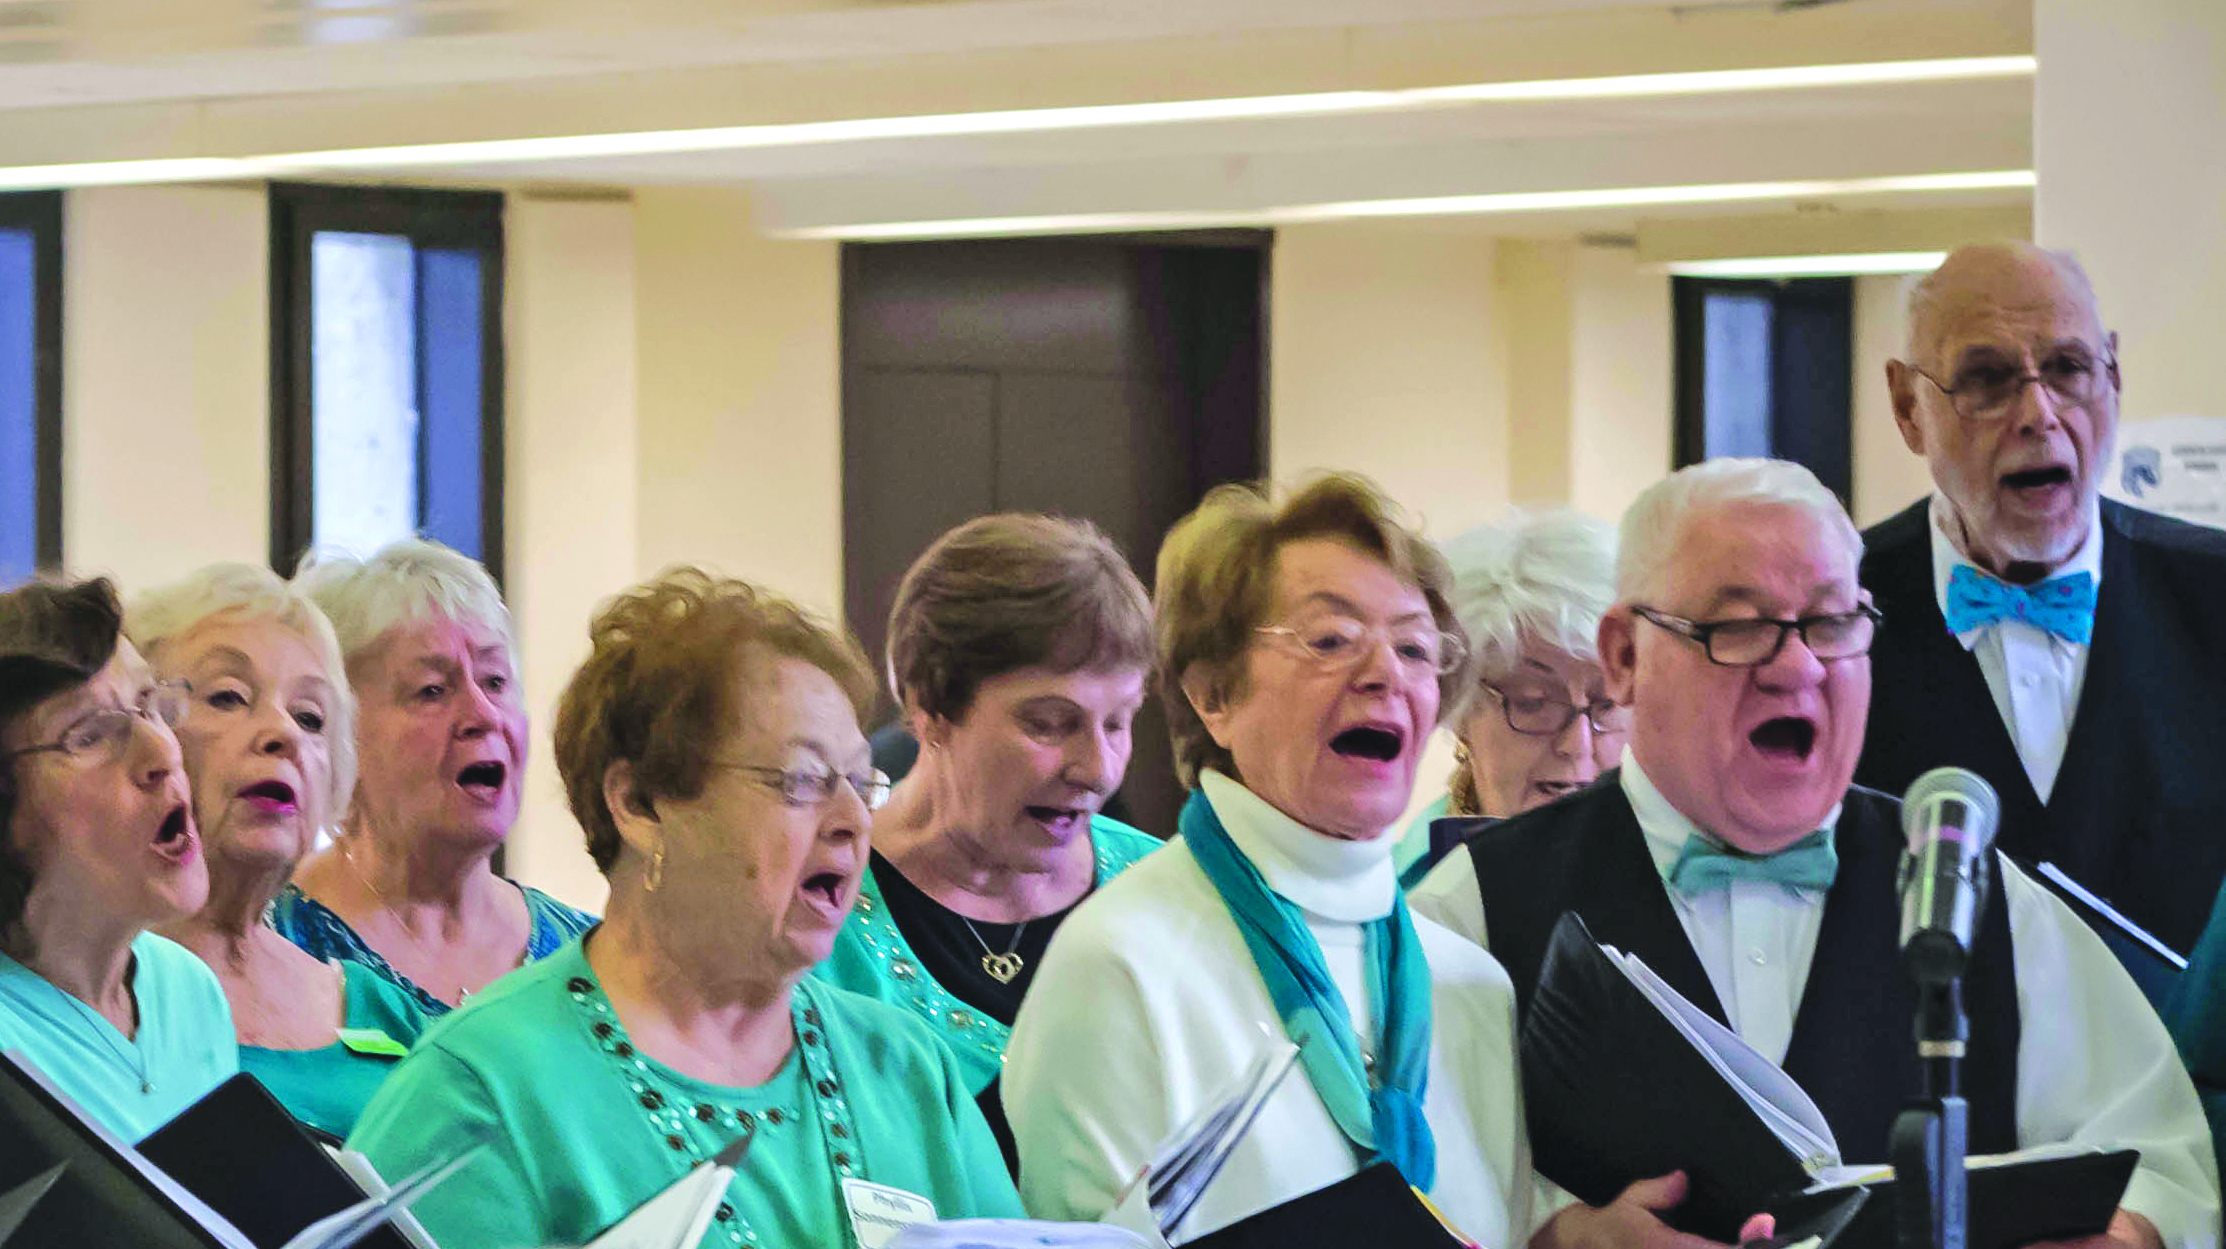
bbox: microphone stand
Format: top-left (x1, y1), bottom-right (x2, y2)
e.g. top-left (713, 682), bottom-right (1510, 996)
top-left (1892, 942), bottom-right (1969, 1249)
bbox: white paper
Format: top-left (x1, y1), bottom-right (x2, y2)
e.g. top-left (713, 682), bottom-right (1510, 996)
top-left (581, 1160), bottom-right (734, 1249)
top-left (1110, 1026), bottom-right (1299, 1241)
top-left (0, 1162), bottom-right (64, 1245)
top-left (1601, 948), bottom-right (1841, 1170)
top-left (885, 1218), bottom-right (1154, 1249)
top-left (327, 1149), bottom-right (443, 1249)
top-left (278, 1143), bottom-right (485, 1249)
top-left (2105, 415), bottom-right (2226, 531)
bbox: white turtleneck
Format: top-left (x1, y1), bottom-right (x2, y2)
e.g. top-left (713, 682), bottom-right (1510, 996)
top-left (1005, 772), bottom-right (1530, 1245)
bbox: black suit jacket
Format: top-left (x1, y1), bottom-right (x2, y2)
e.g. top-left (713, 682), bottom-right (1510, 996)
top-left (1465, 776), bottom-right (2022, 1163)
top-left (1856, 495), bottom-right (2226, 952)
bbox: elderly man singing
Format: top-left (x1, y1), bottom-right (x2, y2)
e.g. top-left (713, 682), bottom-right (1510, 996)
top-left (1412, 458), bottom-right (2217, 1249)
top-left (1856, 242), bottom-right (2226, 960)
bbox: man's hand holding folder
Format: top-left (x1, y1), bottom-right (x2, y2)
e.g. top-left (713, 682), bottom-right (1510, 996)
top-left (1529, 1170), bottom-right (1776, 1249)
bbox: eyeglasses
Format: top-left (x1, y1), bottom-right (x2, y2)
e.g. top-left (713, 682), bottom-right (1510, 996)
top-left (1254, 612), bottom-right (1467, 678)
top-left (1481, 685), bottom-right (1629, 737)
top-left (721, 762), bottom-right (892, 811)
top-left (1909, 350), bottom-right (2117, 422)
top-left (1631, 605), bottom-right (1883, 668)
top-left (1, 680), bottom-right (190, 767)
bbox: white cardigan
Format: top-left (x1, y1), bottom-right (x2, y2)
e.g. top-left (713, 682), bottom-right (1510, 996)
top-left (1005, 773), bottom-right (1532, 1245)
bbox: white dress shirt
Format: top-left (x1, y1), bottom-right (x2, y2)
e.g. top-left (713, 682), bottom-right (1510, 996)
top-left (1929, 494), bottom-right (2103, 802)
top-left (1406, 751), bottom-right (2221, 1249)
top-left (1006, 771), bottom-right (1531, 1245)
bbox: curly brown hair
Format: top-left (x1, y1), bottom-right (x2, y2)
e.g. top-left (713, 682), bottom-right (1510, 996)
top-left (553, 568), bottom-right (876, 875)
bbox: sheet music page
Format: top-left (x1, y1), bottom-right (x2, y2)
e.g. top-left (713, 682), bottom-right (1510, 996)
top-left (1600, 949), bottom-right (1840, 1169)
top-left (580, 1160), bottom-right (732, 1249)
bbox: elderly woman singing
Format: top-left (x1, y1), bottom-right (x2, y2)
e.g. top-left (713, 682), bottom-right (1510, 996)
top-left (1396, 511), bottom-right (1623, 883)
top-left (130, 564), bottom-right (427, 1139)
top-left (0, 578), bottom-right (234, 1140)
top-left (349, 569), bottom-right (1020, 1249)
top-left (816, 514), bottom-right (1158, 1123)
top-left (272, 539), bottom-right (593, 1014)
top-left (1003, 474), bottom-right (1529, 1242)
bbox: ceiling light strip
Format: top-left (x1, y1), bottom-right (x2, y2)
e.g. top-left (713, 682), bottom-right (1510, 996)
top-left (1665, 252), bottom-right (1950, 278)
top-left (775, 171), bottom-right (2038, 241)
top-left (0, 56), bottom-right (2036, 188)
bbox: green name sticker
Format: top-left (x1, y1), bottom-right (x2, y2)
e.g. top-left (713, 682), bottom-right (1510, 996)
top-left (337, 1027), bottom-right (409, 1059)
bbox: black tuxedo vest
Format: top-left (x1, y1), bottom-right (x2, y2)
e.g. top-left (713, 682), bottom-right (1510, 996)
top-left (1856, 497), bottom-right (2226, 953)
top-left (1464, 777), bottom-right (2021, 1163)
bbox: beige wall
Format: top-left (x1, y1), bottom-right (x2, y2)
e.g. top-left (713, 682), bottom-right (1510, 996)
top-left (1850, 273), bottom-right (1936, 528)
top-left (2035, 0), bottom-right (2226, 426)
top-left (62, 184), bottom-right (269, 590)
top-left (632, 189), bottom-right (844, 615)
top-left (1268, 223), bottom-right (1510, 539)
top-left (504, 193), bottom-right (641, 913)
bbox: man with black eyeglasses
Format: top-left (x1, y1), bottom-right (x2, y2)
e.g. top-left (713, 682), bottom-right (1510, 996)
top-left (1856, 242), bottom-right (2226, 967)
top-left (1411, 457), bottom-right (2216, 1249)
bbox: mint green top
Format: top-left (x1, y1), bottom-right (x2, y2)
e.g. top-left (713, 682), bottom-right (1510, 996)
top-left (240, 959), bottom-right (430, 1140)
top-left (812, 815), bottom-right (1162, 1094)
top-left (348, 936), bottom-right (1022, 1249)
top-left (0, 931), bottom-right (237, 1142)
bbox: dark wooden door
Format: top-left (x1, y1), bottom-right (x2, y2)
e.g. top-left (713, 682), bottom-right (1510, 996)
top-left (842, 234), bottom-right (1266, 835)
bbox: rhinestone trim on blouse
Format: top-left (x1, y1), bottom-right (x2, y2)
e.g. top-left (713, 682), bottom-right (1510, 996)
top-left (567, 974), bottom-right (862, 1247)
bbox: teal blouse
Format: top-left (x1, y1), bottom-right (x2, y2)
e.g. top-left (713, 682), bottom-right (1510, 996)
top-left (268, 879), bottom-right (598, 1017)
top-left (812, 816), bottom-right (1162, 1094)
top-left (240, 959), bottom-right (430, 1140)
top-left (348, 936), bottom-right (1022, 1249)
top-left (0, 932), bottom-right (237, 1142)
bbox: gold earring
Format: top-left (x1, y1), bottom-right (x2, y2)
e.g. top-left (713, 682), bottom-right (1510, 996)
top-left (647, 841), bottom-right (666, 893)
top-left (1453, 739), bottom-right (1472, 765)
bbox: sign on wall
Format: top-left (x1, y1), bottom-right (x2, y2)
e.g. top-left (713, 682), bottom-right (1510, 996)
top-left (2105, 416), bottom-right (2226, 531)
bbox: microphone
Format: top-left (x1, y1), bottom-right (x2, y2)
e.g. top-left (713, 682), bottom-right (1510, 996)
top-left (1897, 766), bottom-right (2001, 984)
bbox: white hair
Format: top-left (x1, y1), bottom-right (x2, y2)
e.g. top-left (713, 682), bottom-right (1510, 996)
top-left (295, 538), bottom-right (515, 673)
top-left (1617, 459), bottom-right (1862, 602)
top-left (1439, 509), bottom-right (1616, 696)
top-left (124, 562), bottom-right (357, 824)
top-left (1904, 242), bottom-right (2103, 362)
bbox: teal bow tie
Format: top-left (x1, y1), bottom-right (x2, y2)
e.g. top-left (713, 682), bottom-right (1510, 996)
top-left (1667, 828), bottom-right (1838, 895)
top-left (1943, 564), bottom-right (2096, 644)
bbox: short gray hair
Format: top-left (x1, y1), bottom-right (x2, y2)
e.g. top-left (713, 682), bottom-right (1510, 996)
top-left (1617, 459), bottom-right (1861, 602)
top-left (1440, 509), bottom-right (1616, 702)
top-left (126, 563), bottom-right (357, 824)
top-left (295, 539), bottom-right (514, 674)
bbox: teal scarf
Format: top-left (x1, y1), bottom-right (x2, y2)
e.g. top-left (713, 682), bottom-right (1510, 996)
top-left (1179, 787), bottom-right (1437, 1189)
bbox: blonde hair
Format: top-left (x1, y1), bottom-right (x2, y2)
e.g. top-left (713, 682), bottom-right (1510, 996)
top-left (1154, 472), bottom-right (1470, 790)
top-left (126, 563), bottom-right (357, 824)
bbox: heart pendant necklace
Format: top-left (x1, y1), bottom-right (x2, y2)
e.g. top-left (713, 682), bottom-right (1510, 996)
top-left (959, 915), bottom-right (1029, 985)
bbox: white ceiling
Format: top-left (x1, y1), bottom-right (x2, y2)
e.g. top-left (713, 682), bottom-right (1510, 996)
top-left (0, 0), bottom-right (2037, 238)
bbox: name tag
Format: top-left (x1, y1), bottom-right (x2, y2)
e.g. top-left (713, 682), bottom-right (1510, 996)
top-left (841, 1177), bottom-right (937, 1249)
top-left (336, 1027), bottom-right (408, 1059)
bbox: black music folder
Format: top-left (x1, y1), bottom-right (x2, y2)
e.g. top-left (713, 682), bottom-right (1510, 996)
top-left (1179, 1162), bottom-right (1470, 1249)
top-left (1519, 913), bottom-right (2136, 1248)
top-left (0, 1053), bottom-right (469, 1249)
top-left (138, 1073), bottom-right (422, 1249)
